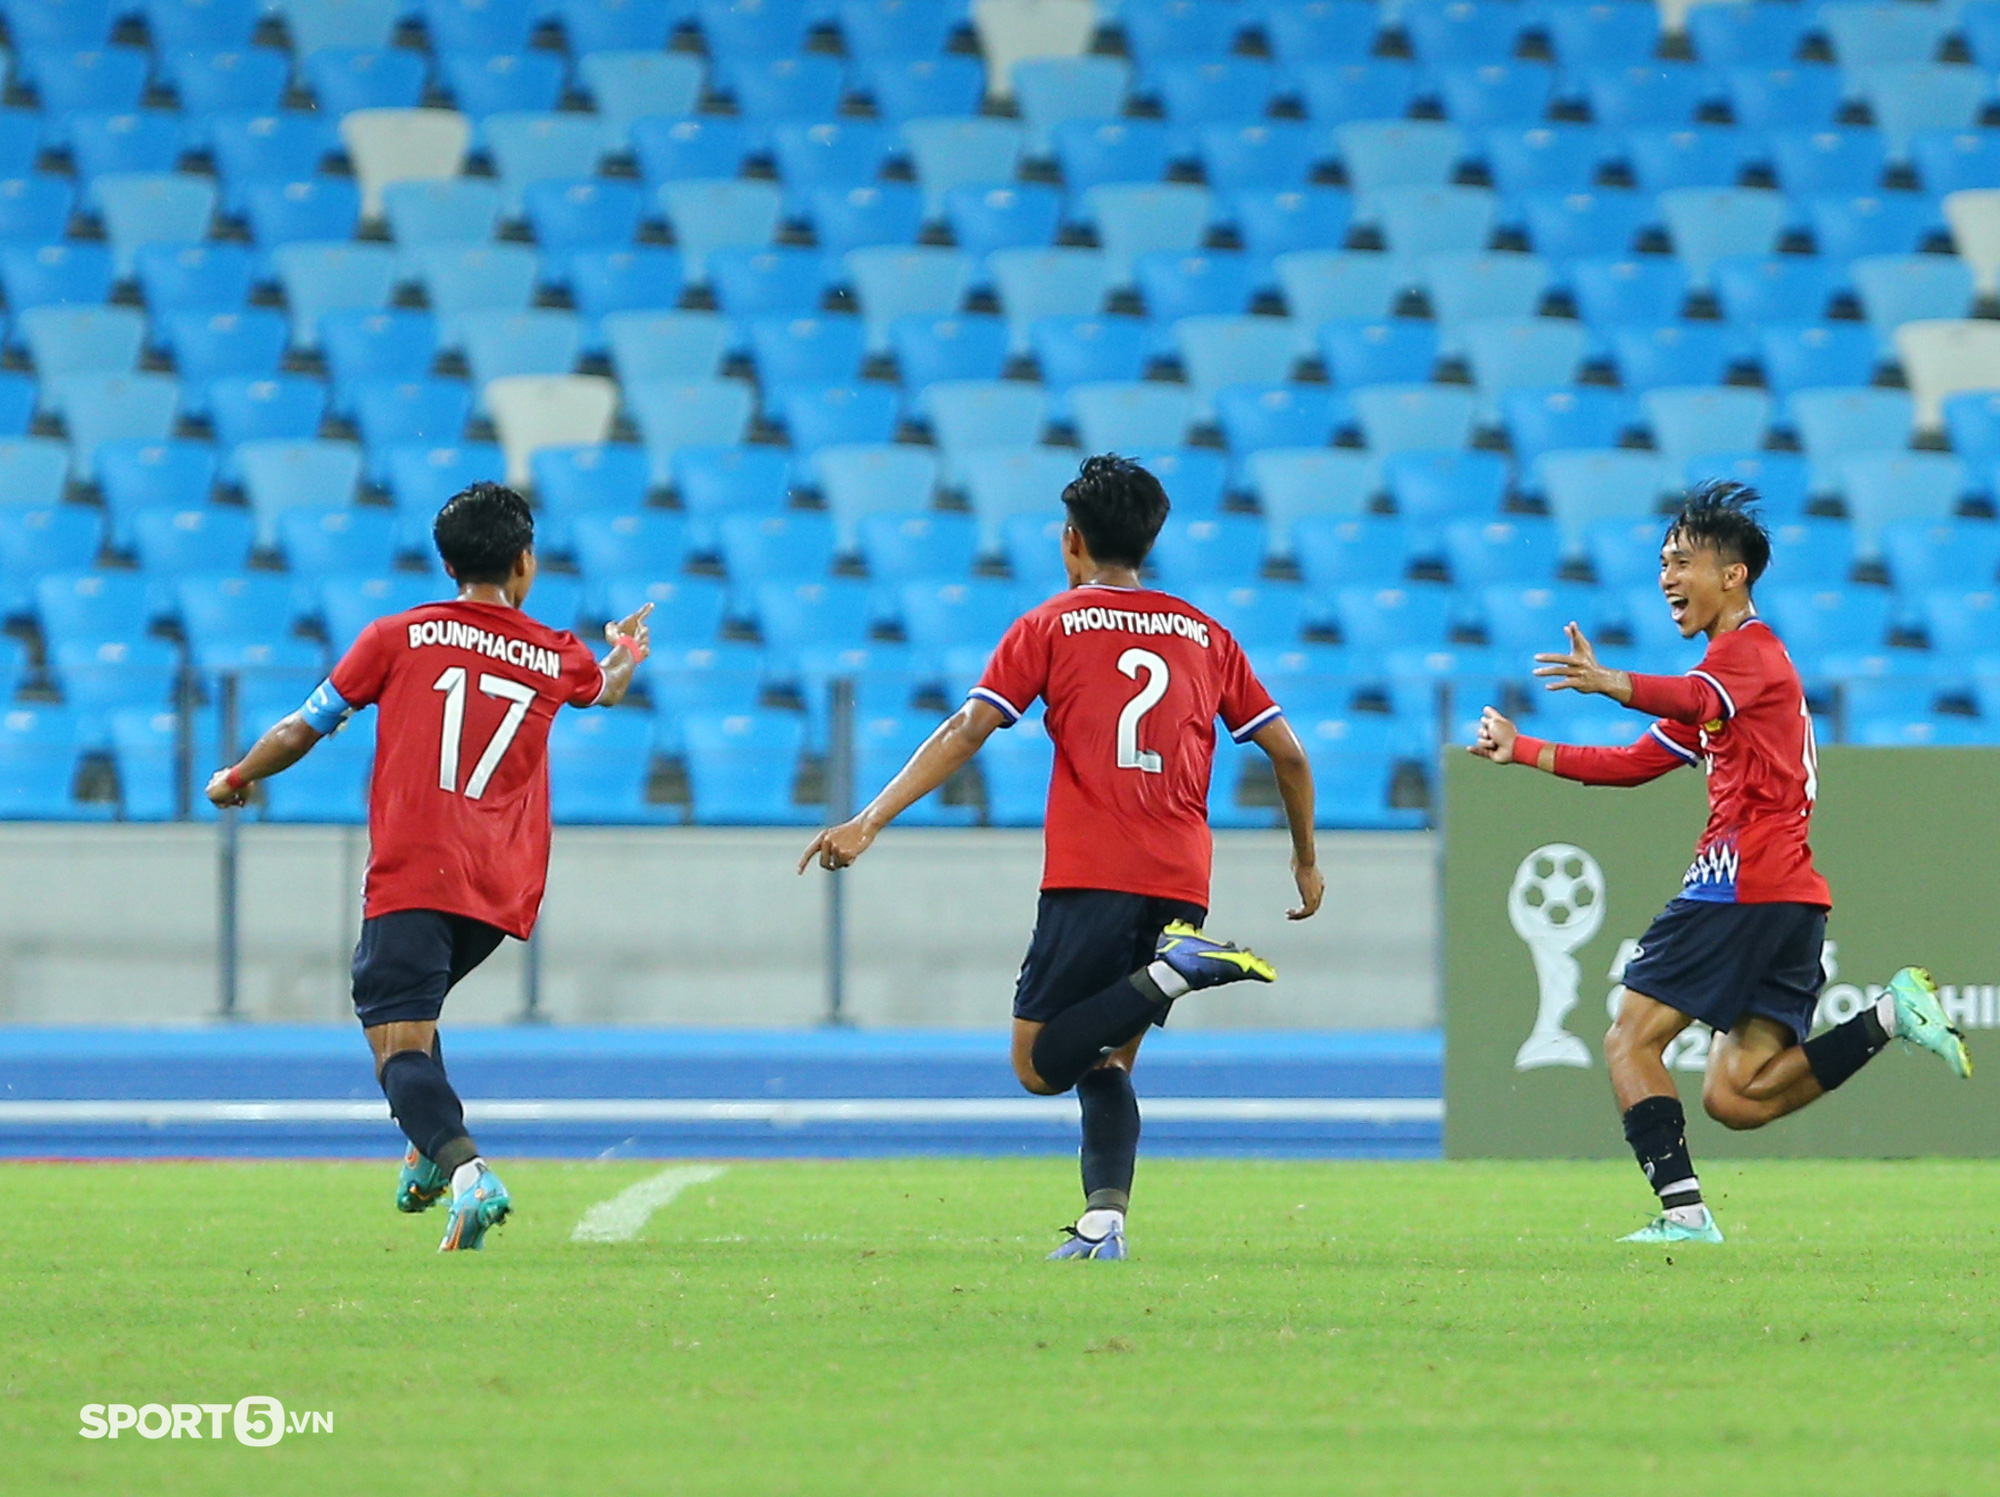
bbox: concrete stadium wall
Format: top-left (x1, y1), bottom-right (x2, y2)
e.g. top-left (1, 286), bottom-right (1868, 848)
top-left (0, 825), bottom-right (1439, 1030)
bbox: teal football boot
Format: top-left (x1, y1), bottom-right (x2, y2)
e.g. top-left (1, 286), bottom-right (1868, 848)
top-left (1887, 966), bottom-right (1972, 1079)
top-left (1620, 1207), bottom-right (1725, 1245)
top-left (437, 1162), bottom-right (511, 1252)
top-left (395, 1145), bottom-right (450, 1214)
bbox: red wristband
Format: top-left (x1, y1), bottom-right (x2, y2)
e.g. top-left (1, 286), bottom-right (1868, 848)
top-left (615, 633), bottom-right (649, 663)
top-left (224, 767), bottom-right (246, 790)
top-left (1510, 734), bottom-right (1549, 768)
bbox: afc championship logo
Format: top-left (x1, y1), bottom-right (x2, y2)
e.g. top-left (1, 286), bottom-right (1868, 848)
top-left (1507, 843), bottom-right (1606, 1071)
top-left (78, 1395), bottom-right (332, 1446)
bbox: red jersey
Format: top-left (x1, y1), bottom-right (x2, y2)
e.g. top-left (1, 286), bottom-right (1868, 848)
top-left (1517, 619), bottom-right (1829, 907)
top-left (972, 584), bottom-right (1281, 907)
top-left (317, 599), bottom-right (606, 938)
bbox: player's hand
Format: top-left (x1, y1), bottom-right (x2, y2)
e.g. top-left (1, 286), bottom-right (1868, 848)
top-left (1468, 706), bottom-right (1518, 764)
top-left (1532, 622), bottom-right (1627, 699)
top-left (798, 815), bottom-right (878, 874)
top-left (605, 601), bottom-right (653, 658)
top-left (1287, 856), bottom-right (1324, 921)
top-left (205, 767), bottom-right (252, 808)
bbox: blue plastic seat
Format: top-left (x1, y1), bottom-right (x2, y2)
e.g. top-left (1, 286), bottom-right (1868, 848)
top-left (747, 316), bottom-right (868, 390)
top-left (1822, 2), bottom-right (1952, 68)
top-left (1318, 319), bottom-right (1437, 387)
top-left (242, 179), bottom-right (362, 255)
top-left (1786, 386), bottom-right (1914, 466)
top-left (1015, 301), bottom-right (1139, 400)
top-left (1445, 520), bottom-right (1562, 589)
top-left (1921, 586), bottom-right (2000, 659)
top-left (1762, 583), bottom-right (1896, 659)
top-left (1332, 581), bottom-right (1456, 654)
top-left (0, 705), bottom-right (106, 821)
top-left (1945, 391), bottom-right (2000, 462)
top-left (597, 311), bottom-right (728, 386)
top-left (522, 178), bottom-right (644, 262)
top-left (1185, 582), bottom-right (1310, 653)
top-left (851, 54), bottom-right (984, 124)
top-left (627, 380), bottom-right (756, 485)
top-left (1153, 58), bottom-right (1280, 126)
top-left (0, 373), bottom-right (31, 440)
top-left (1190, 123), bottom-right (1311, 196)
top-left (1712, 255), bottom-right (1840, 325)
top-left (959, 447), bottom-right (1082, 551)
top-left (644, 644), bottom-right (765, 736)
top-left (1534, 448), bottom-right (1676, 546)
top-left (846, 246), bottom-right (972, 351)
top-left (771, 120), bottom-right (894, 212)
top-left (1564, 255), bottom-right (1688, 328)
top-left (695, 0), bottom-right (814, 55)
top-left (631, 116), bottom-right (752, 189)
top-left (353, 379), bottom-right (472, 472)
top-left (1131, 446), bottom-right (1229, 520)
top-left (1910, 129), bottom-right (2000, 195)
top-left (0, 438), bottom-right (73, 512)
top-left (48, 373), bottom-right (180, 479)
top-left (1382, 447), bottom-right (1510, 528)
top-left (0, 242), bottom-right (111, 309)
top-left (1850, 65), bottom-right (1990, 158)
top-left (1214, 383), bottom-right (1347, 456)
top-left (1369, 184), bottom-right (1498, 261)
top-left (989, 249), bottom-right (1113, 349)
top-left (1292, 58), bottom-right (1421, 125)
top-left (321, 309), bottom-right (438, 408)
top-left (1642, 386), bottom-right (1773, 466)
top-left (1809, 193), bottom-right (1947, 262)
top-left (718, 53), bottom-right (847, 124)
top-left (133, 242), bottom-right (253, 315)
top-left (1502, 385), bottom-right (1635, 463)
top-left (303, 47), bottom-right (428, 113)
top-left (35, 568), bottom-right (157, 652)
top-left (69, 112), bottom-right (186, 186)
top-left (0, 507), bottom-right (101, 610)
top-left (1401, 0), bottom-right (1526, 64)
top-left (1292, 515), bottom-right (1413, 589)
top-left (97, 440), bottom-right (214, 543)
top-left (1681, 451), bottom-right (1813, 521)
top-left (839, 0), bottom-right (961, 57)
top-left (269, 243), bottom-right (398, 351)
top-left (238, 441), bottom-right (363, 544)
top-left (6, 0), bottom-right (118, 47)
top-left (279, 504), bottom-right (399, 577)
top-left (19, 304), bottom-right (144, 377)
top-left (575, 51), bottom-right (703, 150)
top-left (547, 707), bottom-right (673, 826)
top-left (1756, 321), bottom-right (1880, 397)
top-left (1334, 120), bottom-right (1466, 197)
top-left (1244, 448), bottom-right (1378, 557)
top-left (1350, 383), bottom-right (1479, 453)
top-left (897, 578), bottom-right (1027, 656)
top-left (1548, 1), bottom-right (1660, 66)
top-left (318, 571), bottom-right (447, 653)
top-left (1174, 315), bottom-right (1299, 408)
top-left (177, 571), bottom-right (297, 663)
top-left (755, 578), bottom-right (877, 656)
top-left (1461, 317), bottom-right (1590, 411)
top-left (1519, 190), bottom-right (1652, 259)
top-left (1849, 253), bottom-right (1975, 348)
top-left (1837, 451), bottom-right (1970, 556)
top-left (1624, 127), bottom-right (1755, 194)
top-left (597, 578), bottom-right (729, 646)
top-left (672, 444), bottom-right (791, 529)
top-left (1069, 381), bottom-right (1194, 452)
top-left (1966, 0), bottom-right (2000, 67)
top-left (411, 245), bottom-right (541, 346)
top-left (460, 309), bottom-right (582, 394)
top-left (572, 511), bottom-right (694, 593)
top-left (1432, 62), bottom-right (1556, 130)
top-left (1476, 580), bottom-right (1597, 657)
top-left (278, 0), bottom-right (399, 53)
top-left (438, 51), bottom-right (568, 125)
top-left (1481, 125), bottom-right (1607, 195)
top-left (1581, 63), bottom-right (1720, 130)
top-left (925, 380), bottom-right (1049, 466)
top-left (1417, 255), bottom-right (1550, 343)
top-left (1230, 188), bottom-right (1355, 286)
top-left (425, 0), bottom-right (538, 52)
top-left (1658, 186), bottom-right (1787, 284)
top-left (943, 184), bottom-right (1062, 266)
top-left (210, 377), bottom-right (326, 457)
top-left (815, 443), bottom-right (937, 545)
top-left (531, 442), bottom-right (650, 537)
top-left (208, 113), bottom-right (335, 214)
top-left (682, 709), bottom-right (815, 825)
top-left (568, 248), bottom-right (686, 338)
top-left (902, 118), bottom-right (1026, 219)
top-left (858, 512), bottom-right (978, 586)
top-left (485, 113), bottom-right (608, 216)
top-left (1688, 5), bottom-right (1812, 69)
top-left (1273, 250), bottom-right (1406, 326)
top-left (20, 48), bottom-right (148, 133)
top-left (809, 184), bottom-right (926, 263)
top-left (61, 641), bottom-right (183, 720)
top-left (1052, 119), bottom-right (1173, 197)
top-left (158, 309), bottom-right (287, 401)
top-left (890, 314), bottom-right (1008, 396)
top-left (1120, 0), bottom-right (1245, 65)
top-left (1768, 128), bottom-right (1889, 197)
top-left (718, 511), bottom-right (838, 584)
top-left (1608, 321), bottom-right (1744, 392)
top-left (658, 180), bottom-right (784, 284)
top-left (1882, 520), bottom-right (2000, 592)
top-left (773, 383), bottom-right (901, 462)
top-left (156, 48), bottom-right (283, 124)
top-left (1143, 515), bottom-right (1268, 591)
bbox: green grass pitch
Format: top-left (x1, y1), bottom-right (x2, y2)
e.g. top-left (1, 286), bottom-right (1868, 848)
top-left (8, 1158), bottom-right (2000, 1496)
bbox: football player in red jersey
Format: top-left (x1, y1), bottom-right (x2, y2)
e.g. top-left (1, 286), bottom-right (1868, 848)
top-left (206, 483), bottom-right (652, 1251)
top-left (1472, 482), bottom-right (1970, 1244)
top-left (800, 455), bottom-right (1324, 1260)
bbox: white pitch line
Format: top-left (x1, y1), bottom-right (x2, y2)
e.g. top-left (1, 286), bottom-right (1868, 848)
top-left (571, 1165), bottom-right (729, 1244)
top-left (0, 1097), bottom-right (1442, 1125)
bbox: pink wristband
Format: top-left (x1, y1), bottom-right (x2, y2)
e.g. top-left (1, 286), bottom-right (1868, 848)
top-left (615, 633), bottom-right (648, 663)
top-left (224, 767), bottom-right (246, 791)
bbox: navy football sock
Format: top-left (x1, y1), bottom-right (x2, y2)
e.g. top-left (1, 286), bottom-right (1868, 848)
top-left (1029, 973), bottom-right (1170, 1094)
top-left (379, 1049), bottom-right (476, 1173)
top-left (1076, 1065), bottom-right (1140, 1215)
top-left (1802, 1007), bottom-right (1890, 1092)
top-left (1621, 1094), bottom-right (1702, 1210)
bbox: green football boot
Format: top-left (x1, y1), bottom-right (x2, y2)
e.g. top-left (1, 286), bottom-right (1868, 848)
top-left (395, 1145), bottom-right (450, 1214)
top-left (1619, 1207), bottom-right (1725, 1245)
top-left (1887, 966), bottom-right (1972, 1079)
top-left (438, 1162), bottom-right (511, 1252)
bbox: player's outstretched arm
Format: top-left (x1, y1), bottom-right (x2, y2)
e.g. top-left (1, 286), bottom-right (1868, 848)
top-left (1532, 623), bottom-right (1634, 704)
top-left (1471, 706), bottom-right (1689, 786)
top-left (1469, 706), bottom-right (1554, 772)
top-left (205, 713), bottom-right (325, 808)
top-left (594, 602), bottom-right (653, 707)
top-left (1251, 717), bottom-right (1322, 920)
top-left (798, 699), bottom-right (1007, 873)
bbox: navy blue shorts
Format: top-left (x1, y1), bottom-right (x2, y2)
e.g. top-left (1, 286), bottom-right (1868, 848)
top-left (1013, 889), bottom-right (1206, 1026)
top-left (351, 909), bottom-right (508, 1028)
top-left (1619, 898), bottom-right (1829, 1045)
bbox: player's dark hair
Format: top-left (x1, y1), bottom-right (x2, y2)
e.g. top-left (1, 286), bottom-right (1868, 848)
top-left (1061, 454), bottom-right (1170, 569)
top-left (433, 481), bottom-right (535, 585)
top-left (1665, 479), bottom-right (1772, 587)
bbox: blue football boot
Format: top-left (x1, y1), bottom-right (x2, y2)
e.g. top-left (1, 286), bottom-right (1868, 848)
top-left (395, 1145), bottom-right (450, 1214)
top-left (437, 1162), bottom-right (511, 1252)
top-left (1048, 1224), bottom-right (1128, 1261)
top-left (1156, 920), bottom-right (1277, 992)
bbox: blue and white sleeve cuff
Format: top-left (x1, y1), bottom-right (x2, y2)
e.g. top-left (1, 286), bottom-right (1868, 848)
top-left (1229, 704), bottom-right (1284, 743)
top-left (1648, 723), bottom-right (1700, 764)
top-left (1688, 669), bottom-right (1736, 719)
top-left (967, 686), bottom-right (1024, 725)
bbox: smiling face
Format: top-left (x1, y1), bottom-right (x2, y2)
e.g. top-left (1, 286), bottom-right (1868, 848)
top-left (1659, 526), bottom-right (1751, 639)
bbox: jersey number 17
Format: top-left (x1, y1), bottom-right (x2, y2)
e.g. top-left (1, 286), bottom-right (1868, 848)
top-left (433, 666), bottom-right (535, 800)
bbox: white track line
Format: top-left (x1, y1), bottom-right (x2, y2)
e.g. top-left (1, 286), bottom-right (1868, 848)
top-left (0, 1098), bottom-right (1441, 1125)
top-left (571, 1165), bottom-right (729, 1244)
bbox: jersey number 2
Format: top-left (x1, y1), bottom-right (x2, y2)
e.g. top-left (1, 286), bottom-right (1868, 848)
top-left (1116, 648), bottom-right (1169, 774)
top-left (433, 667), bottom-right (536, 800)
